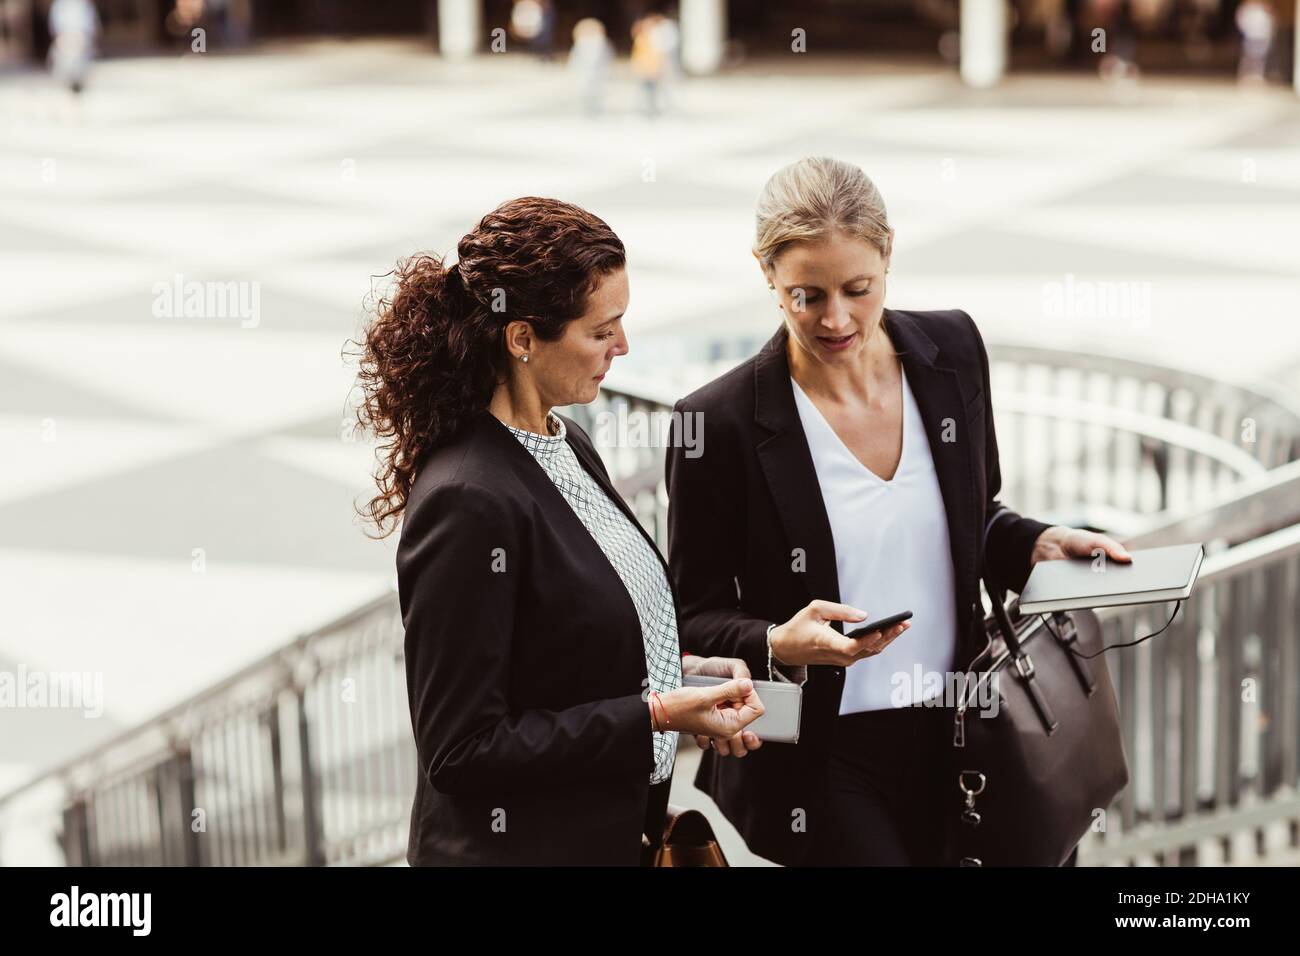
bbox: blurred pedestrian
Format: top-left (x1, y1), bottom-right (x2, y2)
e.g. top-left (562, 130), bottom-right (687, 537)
top-left (568, 18), bottom-right (614, 117)
top-left (1089, 0), bottom-right (1139, 81)
top-left (165, 0), bottom-right (209, 50)
top-left (651, 12), bottom-right (680, 109)
top-left (511, 0), bottom-right (557, 60)
top-left (631, 13), bottom-right (674, 117)
top-left (1235, 0), bottom-right (1276, 84)
top-left (47, 0), bottom-right (100, 96)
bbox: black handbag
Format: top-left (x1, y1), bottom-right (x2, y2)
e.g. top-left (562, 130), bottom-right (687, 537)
top-left (942, 568), bottom-right (1130, 867)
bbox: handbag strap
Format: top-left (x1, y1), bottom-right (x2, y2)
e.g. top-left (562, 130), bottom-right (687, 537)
top-left (981, 505), bottom-right (1027, 659)
top-left (980, 511), bottom-right (1060, 732)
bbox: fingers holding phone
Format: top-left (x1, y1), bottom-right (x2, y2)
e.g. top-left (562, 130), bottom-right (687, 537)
top-left (843, 610), bottom-right (913, 660)
top-left (769, 600), bottom-right (913, 667)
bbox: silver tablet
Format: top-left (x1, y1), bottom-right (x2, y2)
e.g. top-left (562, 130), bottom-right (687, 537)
top-left (1019, 542), bottom-right (1204, 614)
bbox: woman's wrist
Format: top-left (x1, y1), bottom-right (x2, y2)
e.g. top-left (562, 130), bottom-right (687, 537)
top-left (1030, 525), bottom-right (1066, 564)
top-left (647, 691), bottom-right (671, 732)
top-left (767, 622), bottom-right (787, 667)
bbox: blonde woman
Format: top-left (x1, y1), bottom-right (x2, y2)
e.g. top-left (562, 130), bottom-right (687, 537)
top-left (665, 157), bottom-right (1130, 866)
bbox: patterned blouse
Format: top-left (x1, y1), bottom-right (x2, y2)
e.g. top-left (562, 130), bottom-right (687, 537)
top-left (504, 412), bottom-right (682, 784)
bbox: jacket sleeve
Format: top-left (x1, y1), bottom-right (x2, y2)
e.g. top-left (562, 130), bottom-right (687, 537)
top-left (398, 479), bottom-right (655, 795)
top-left (666, 403), bottom-right (774, 680)
top-left (964, 311), bottom-right (1052, 595)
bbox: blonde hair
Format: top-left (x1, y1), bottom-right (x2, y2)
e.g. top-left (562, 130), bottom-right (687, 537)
top-left (753, 157), bottom-right (892, 270)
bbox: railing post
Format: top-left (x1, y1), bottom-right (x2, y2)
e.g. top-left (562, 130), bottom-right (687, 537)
top-left (177, 750), bottom-right (201, 866)
top-left (1283, 555), bottom-right (1300, 789)
top-left (1116, 615), bottom-right (1138, 832)
top-left (1261, 562), bottom-right (1286, 794)
top-left (1151, 604), bottom-right (1169, 825)
top-left (1178, 592), bottom-right (1201, 825)
top-left (297, 687), bottom-right (325, 866)
top-left (264, 704), bottom-right (289, 857)
top-left (61, 798), bottom-right (92, 866)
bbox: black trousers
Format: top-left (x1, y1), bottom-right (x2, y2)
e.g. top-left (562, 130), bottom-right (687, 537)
top-left (805, 703), bottom-right (954, 866)
top-left (803, 704), bottom-right (1084, 867)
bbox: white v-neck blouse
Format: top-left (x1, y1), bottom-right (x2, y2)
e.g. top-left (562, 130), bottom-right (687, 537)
top-left (790, 368), bottom-right (958, 714)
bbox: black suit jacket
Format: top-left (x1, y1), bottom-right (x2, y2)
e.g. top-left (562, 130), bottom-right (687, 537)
top-left (665, 309), bottom-right (1051, 866)
top-left (399, 409), bottom-right (670, 866)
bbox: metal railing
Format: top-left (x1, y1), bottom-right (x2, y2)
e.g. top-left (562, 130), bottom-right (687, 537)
top-left (988, 344), bottom-right (1300, 535)
top-left (0, 593), bottom-right (410, 867)
top-left (3, 350), bottom-right (1300, 866)
top-left (1074, 460), bottom-right (1300, 866)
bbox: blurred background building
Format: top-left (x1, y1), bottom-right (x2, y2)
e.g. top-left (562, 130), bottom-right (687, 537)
top-left (1, 0), bottom-right (1298, 866)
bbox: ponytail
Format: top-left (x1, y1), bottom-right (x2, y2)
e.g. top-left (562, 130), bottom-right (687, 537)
top-left (350, 197), bottom-right (625, 537)
top-left (350, 253), bottom-right (503, 537)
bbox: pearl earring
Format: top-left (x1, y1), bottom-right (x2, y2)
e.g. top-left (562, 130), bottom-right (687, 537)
top-left (520, 354), bottom-right (529, 363)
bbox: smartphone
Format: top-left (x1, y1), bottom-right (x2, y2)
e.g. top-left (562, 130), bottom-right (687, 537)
top-left (844, 610), bottom-right (913, 640)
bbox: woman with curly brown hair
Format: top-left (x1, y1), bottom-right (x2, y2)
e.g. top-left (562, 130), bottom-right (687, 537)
top-left (353, 197), bottom-right (765, 866)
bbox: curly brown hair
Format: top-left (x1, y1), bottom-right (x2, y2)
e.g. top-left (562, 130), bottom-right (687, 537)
top-left (350, 197), bottom-right (626, 537)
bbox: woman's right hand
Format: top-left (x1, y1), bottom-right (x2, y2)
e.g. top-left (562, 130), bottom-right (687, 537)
top-left (652, 679), bottom-right (765, 741)
top-left (768, 600), bottom-right (911, 667)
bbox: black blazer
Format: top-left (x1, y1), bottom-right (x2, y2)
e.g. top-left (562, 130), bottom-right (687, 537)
top-left (665, 308), bottom-right (1051, 866)
top-left (398, 409), bottom-right (670, 866)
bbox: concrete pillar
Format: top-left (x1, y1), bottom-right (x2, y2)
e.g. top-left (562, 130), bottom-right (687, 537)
top-left (1294, 0), bottom-right (1300, 95)
top-left (438, 0), bottom-right (481, 59)
top-left (960, 0), bottom-right (1007, 88)
top-left (680, 0), bottom-right (726, 75)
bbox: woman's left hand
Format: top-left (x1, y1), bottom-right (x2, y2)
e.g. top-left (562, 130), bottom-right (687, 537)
top-left (680, 655), bottom-right (763, 757)
top-left (1031, 526), bottom-right (1132, 566)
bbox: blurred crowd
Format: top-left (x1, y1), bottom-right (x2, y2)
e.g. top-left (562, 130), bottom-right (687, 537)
top-left (510, 1), bottom-right (680, 117)
top-left (1010, 0), bottom-right (1292, 81)
top-left (34, 0), bottom-right (1300, 101)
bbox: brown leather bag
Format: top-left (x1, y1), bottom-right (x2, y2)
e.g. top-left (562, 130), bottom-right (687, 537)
top-left (642, 805), bottom-right (729, 867)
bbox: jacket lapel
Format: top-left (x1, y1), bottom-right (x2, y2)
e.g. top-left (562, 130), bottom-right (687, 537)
top-left (565, 427), bottom-right (673, 579)
top-left (888, 312), bottom-right (978, 624)
top-left (753, 327), bottom-right (843, 614)
top-left (474, 409), bottom-right (654, 655)
top-left (752, 312), bottom-right (978, 633)
top-left (475, 410), bottom-right (661, 569)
